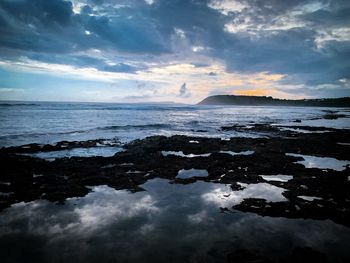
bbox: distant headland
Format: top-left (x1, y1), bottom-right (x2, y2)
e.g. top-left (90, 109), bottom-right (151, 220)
top-left (198, 95), bottom-right (350, 107)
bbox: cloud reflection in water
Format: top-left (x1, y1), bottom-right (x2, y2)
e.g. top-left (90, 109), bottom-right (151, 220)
top-left (0, 179), bottom-right (349, 262)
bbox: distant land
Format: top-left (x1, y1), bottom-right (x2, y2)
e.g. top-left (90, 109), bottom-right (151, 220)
top-left (198, 95), bottom-right (350, 107)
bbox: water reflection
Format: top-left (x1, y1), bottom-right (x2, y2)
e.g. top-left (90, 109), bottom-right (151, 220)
top-left (22, 147), bottom-right (124, 161)
top-left (176, 169), bottom-right (209, 179)
top-left (260, 174), bottom-right (293, 182)
top-left (202, 182), bottom-right (288, 206)
top-left (287, 153), bottom-right (350, 171)
top-left (0, 179), bottom-right (349, 263)
top-left (162, 151), bottom-right (211, 158)
top-left (219, 150), bottom-right (254, 156)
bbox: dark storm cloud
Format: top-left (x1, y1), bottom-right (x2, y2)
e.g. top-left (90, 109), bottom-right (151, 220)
top-left (145, 0), bottom-right (349, 86)
top-left (0, 0), bottom-right (75, 26)
top-left (212, 28), bottom-right (350, 85)
top-left (0, 0), bottom-right (82, 53)
top-left (202, 0), bottom-right (350, 86)
top-left (303, 7), bottom-right (350, 27)
top-left (85, 14), bottom-right (168, 53)
top-left (0, 0), bottom-right (168, 55)
top-left (0, 0), bottom-right (349, 94)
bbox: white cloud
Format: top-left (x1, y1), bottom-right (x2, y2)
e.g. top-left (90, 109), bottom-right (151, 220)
top-left (144, 0), bottom-right (155, 5)
top-left (315, 28), bottom-right (350, 49)
top-left (174, 28), bottom-right (186, 39)
top-left (0, 88), bottom-right (24, 93)
top-left (208, 0), bottom-right (246, 15)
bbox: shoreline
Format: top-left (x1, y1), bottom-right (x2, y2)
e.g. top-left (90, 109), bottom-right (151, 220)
top-left (1, 124), bottom-right (349, 227)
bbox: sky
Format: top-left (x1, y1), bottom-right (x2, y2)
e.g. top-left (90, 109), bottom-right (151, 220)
top-left (0, 0), bottom-right (349, 103)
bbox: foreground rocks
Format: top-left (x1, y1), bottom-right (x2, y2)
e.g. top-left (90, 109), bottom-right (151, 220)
top-left (0, 125), bottom-right (350, 227)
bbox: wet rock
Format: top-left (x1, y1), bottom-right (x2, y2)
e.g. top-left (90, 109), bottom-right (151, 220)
top-left (0, 138), bottom-right (121, 154)
top-left (226, 249), bottom-right (273, 263)
top-left (0, 129), bottom-right (350, 226)
top-left (225, 247), bottom-right (328, 263)
top-left (221, 123), bottom-right (280, 133)
top-left (287, 247), bottom-right (328, 263)
top-left (323, 113), bottom-right (346, 120)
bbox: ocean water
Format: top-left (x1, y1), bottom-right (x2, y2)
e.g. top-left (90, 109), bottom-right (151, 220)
top-left (1, 101), bottom-right (349, 148)
top-left (1, 102), bottom-right (350, 262)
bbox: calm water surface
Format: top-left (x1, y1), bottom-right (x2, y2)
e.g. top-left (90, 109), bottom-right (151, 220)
top-left (1, 179), bottom-right (349, 262)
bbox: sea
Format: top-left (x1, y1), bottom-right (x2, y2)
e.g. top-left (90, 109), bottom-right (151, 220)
top-left (1, 101), bottom-right (349, 148)
top-left (1, 101), bottom-right (350, 262)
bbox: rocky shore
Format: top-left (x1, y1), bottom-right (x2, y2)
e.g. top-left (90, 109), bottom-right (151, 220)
top-left (1, 124), bottom-right (350, 227)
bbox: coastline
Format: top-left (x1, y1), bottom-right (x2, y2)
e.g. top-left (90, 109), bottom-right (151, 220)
top-left (1, 104), bottom-right (350, 262)
top-left (1, 123), bottom-right (349, 226)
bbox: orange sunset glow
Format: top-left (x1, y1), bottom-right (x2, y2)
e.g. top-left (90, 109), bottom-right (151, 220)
top-left (233, 89), bottom-right (269, 96)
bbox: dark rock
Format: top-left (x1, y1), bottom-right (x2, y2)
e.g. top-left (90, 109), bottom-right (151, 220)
top-left (323, 113), bottom-right (346, 120)
top-left (1, 129), bottom-right (350, 227)
top-left (227, 249), bottom-right (273, 263)
top-left (287, 247), bottom-right (328, 263)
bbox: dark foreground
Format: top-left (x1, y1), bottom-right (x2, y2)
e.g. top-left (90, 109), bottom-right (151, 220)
top-left (1, 124), bottom-right (350, 262)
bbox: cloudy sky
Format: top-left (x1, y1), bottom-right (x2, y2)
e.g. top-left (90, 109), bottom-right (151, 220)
top-left (0, 0), bottom-right (349, 103)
